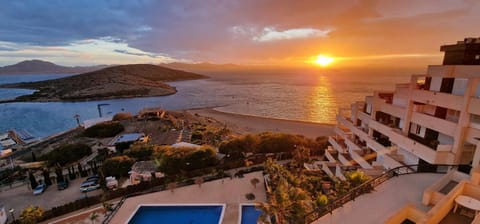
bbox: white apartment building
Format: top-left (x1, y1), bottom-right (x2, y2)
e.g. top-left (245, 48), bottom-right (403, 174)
top-left (328, 38), bottom-right (480, 175)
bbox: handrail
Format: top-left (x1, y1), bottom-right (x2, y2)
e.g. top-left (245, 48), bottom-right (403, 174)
top-left (102, 196), bottom-right (127, 224)
top-left (304, 164), bottom-right (459, 223)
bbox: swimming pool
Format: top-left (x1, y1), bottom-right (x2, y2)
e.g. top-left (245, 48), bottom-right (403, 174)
top-left (128, 204), bottom-right (225, 224)
top-left (240, 205), bottom-right (263, 224)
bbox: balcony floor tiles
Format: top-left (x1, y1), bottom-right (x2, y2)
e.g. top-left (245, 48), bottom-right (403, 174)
top-left (313, 173), bottom-right (443, 224)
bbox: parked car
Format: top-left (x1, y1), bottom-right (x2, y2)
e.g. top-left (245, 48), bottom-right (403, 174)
top-left (86, 175), bottom-right (99, 182)
top-left (57, 179), bottom-right (69, 190)
top-left (33, 183), bottom-right (47, 195)
top-left (80, 180), bottom-right (100, 192)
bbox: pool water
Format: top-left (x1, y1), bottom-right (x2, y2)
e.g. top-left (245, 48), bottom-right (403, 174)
top-left (128, 205), bottom-right (224, 224)
top-left (241, 205), bottom-right (263, 224)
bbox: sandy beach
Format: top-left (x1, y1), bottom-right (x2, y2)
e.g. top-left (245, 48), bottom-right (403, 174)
top-left (188, 108), bottom-right (334, 139)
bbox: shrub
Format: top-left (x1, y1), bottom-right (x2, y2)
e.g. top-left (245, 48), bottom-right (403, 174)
top-left (124, 143), bottom-right (154, 161)
top-left (84, 121), bottom-right (124, 138)
top-left (102, 155), bottom-right (135, 178)
top-left (112, 112), bottom-right (133, 121)
top-left (153, 145), bottom-right (218, 175)
top-left (42, 143), bottom-right (92, 166)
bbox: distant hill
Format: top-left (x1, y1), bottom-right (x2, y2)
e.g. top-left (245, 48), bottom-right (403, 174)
top-left (0, 64), bottom-right (207, 102)
top-left (163, 62), bottom-right (243, 72)
top-left (0, 59), bottom-right (109, 75)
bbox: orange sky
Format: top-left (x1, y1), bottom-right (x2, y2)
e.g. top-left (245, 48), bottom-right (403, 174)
top-left (0, 0), bottom-right (478, 68)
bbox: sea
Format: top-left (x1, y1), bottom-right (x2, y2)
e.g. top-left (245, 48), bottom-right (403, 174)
top-left (0, 68), bottom-right (416, 138)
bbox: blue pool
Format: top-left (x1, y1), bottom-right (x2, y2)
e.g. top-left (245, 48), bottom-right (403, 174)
top-left (241, 205), bottom-right (263, 224)
top-left (128, 205), bottom-right (224, 224)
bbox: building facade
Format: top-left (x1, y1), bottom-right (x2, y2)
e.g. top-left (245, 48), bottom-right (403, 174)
top-left (328, 38), bottom-right (480, 175)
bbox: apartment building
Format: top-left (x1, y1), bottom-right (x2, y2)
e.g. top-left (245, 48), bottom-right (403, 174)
top-left (328, 38), bottom-right (480, 175)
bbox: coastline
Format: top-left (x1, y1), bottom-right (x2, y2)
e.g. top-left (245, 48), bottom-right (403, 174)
top-left (188, 108), bottom-right (334, 139)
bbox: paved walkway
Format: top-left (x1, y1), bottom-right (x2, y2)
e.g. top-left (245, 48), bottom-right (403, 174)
top-left (313, 173), bottom-right (443, 224)
top-left (109, 171), bottom-right (266, 224)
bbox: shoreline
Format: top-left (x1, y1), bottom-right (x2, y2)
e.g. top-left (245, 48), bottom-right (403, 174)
top-left (188, 108), bottom-right (334, 139)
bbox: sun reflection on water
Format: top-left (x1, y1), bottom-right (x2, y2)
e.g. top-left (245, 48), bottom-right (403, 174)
top-left (306, 75), bottom-right (337, 123)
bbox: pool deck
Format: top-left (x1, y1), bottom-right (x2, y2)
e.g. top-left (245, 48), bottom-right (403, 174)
top-left (109, 171), bottom-right (266, 224)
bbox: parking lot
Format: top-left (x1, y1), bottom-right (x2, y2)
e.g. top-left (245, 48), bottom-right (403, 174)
top-left (0, 176), bottom-right (102, 219)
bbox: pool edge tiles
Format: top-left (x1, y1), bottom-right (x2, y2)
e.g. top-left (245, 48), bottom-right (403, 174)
top-left (127, 203), bottom-right (226, 224)
top-left (239, 203), bottom-right (263, 224)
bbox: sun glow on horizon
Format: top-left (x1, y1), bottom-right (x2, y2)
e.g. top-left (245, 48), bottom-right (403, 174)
top-left (314, 54), bottom-right (334, 67)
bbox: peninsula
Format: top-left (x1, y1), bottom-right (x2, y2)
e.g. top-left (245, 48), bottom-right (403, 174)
top-left (0, 64), bottom-right (207, 102)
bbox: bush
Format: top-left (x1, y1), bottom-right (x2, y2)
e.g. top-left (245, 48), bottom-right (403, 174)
top-left (84, 121), bottom-right (124, 138)
top-left (153, 145), bottom-right (218, 175)
top-left (219, 132), bottom-right (329, 160)
top-left (42, 143), bottom-right (92, 166)
top-left (112, 112), bottom-right (133, 121)
top-left (124, 143), bottom-right (154, 161)
top-left (102, 156), bottom-right (135, 178)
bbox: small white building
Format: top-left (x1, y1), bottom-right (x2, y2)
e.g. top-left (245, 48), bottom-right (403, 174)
top-left (129, 161), bottom-right (164, 185)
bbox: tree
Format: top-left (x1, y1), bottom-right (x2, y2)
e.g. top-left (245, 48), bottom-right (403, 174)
top-left (167, 182), bottom-right (176, 193)
top-left (19, 205), bottom-right (44, 224)
top-left (89, 211), bottom-right (99, 224)
top-left (28, 171), bottom-right (38, 189)
top-left (195, 177), bottom-right (204, 188)
top-left (250, 178), bottom-right (260, 189)
top-left (102, 156), bottom-right (135, 178)
top-left (42, 168), bottom-right (52, 186)
top-left (31, 152), bottom-right (37, 162)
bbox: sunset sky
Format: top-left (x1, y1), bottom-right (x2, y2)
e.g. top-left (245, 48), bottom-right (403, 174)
top-left (0, 0), bottom-right (479, 68)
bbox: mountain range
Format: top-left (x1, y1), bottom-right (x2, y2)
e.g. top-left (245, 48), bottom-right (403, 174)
top-left (0, 60), bottom-right (109, 75)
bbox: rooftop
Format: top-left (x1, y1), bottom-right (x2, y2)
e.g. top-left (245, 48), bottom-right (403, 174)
top-left (313, 173), bottom-right (444, 224)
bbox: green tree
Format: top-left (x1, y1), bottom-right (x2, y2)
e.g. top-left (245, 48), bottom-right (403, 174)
top-left (42, 168), bottom-right (52, 186)
top-left (124, 143), bottom-right (153, 161)
top-left (28, 171), bottom-right (38, 189)
top-left (102, 156), bottom-right (135, 178)
top-left (345, 170), bottom-right (370, 188)
top-left (55, 165), bottom-right (64, 183)
top-left (89, 211), bottom-right (99, 224)
top-left (83, 121), bottom-right (124, 138)
top-left (250, 178), bottom-right (260, 189)
top-left (19, 205), bottom-right (44, 224)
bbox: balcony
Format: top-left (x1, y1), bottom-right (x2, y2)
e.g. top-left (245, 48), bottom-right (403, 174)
top-left (465, 127), bottom-right (480, 145)
top-left (468, 97), bottom-right (480, 116)
top-left (411, 89), bottom-right (463, 111)
top-left (379, 101), bottom-right (406, 120)
top-left (369, 120), bottom-right (455, 164)
top-left (325, 146), bottom-right (338, 163)
top-left (328, 136), bottom-right (347, 154)
top-left (357, 111), bottom-right (372, 124)
top-left (337, 114), bottom-right (388, 153)
top-left (411, 112), bottom-right (457, 136)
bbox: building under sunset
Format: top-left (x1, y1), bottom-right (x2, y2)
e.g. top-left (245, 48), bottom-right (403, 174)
top-left (323, 38), bottom-right (480, 223)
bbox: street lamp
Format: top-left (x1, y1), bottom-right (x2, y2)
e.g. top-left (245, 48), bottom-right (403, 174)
top-left (9, 208), bottom-right (15, 223)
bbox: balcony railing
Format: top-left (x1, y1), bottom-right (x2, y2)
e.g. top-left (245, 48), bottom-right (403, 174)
top-left (411, 89), bottom-right (463, 111)
top-left (368, 120), bottom-right (455, 164)
top-left (304, 164), bottom-right (459, 223)
top-left (411, 112), bottom-right (457, 136)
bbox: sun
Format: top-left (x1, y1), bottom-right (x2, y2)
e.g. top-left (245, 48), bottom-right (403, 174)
top-left (314, 55), bottom-right (334, 67)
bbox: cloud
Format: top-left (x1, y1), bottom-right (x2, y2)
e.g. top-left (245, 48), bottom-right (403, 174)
top-left (114, 49), bottom-right (164, 58)
top-left (0, 0), bottom-right (479, 66)
top-left (253, 27), bottom-right (332, 42)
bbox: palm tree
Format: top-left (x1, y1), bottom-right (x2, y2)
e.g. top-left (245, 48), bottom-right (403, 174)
top-left (89, 211), bottom-right (99, 224)
top-left (195, 177), bottom-right (204, 188)
top-left (167, 182), bottom-right (176, 193)
top-left (74, 114), bottom-right (81, 127)
top-left (250, 178), bottom-right (260, 189)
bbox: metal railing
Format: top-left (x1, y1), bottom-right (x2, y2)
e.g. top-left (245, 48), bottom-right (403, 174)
top-left (304, 164), bottom-right (459, 223)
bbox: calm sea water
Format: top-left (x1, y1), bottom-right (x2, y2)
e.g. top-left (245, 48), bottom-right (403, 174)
top-left (0, 69), bottom-right (413, 138)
